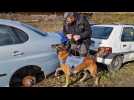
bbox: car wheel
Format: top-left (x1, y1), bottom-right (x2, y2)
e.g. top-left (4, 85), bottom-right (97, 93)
top-left (10, 66), bottom-right (45, 87)
top-left (10, 73), bottom-right (37, 87)
top-left (108, 55), bottom-right (123, 72)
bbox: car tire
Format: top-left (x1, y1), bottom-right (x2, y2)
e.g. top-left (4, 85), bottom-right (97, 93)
top-left (108, 55), bottom-right (123, 72)
top-left (9, 67), bottom-right (45, 87)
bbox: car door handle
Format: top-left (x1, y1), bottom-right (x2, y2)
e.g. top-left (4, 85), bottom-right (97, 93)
top-left (12, 51), bottom-right (24, 56)
top-left (0, 73), bottom-right (7, 77)
top-left (123, 44), bottom-right (127, 47)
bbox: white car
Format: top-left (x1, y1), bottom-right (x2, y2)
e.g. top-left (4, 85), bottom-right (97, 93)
top-left (90, 24), bottom-right (134, 72)
top-left (0, 19), bottom-right (61, 87)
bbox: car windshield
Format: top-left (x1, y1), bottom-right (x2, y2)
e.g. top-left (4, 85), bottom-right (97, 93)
top-left (91, 26), bottom-right (113, 39)
top-left (21, 23), bottom-right (47, 36)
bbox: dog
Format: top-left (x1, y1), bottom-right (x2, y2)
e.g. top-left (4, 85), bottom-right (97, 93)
top-left (52, 44), bottom-right (100, 87)
top-left (52, 44), bottom-right (72, 87)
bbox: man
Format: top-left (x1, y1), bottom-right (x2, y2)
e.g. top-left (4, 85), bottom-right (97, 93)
top-left (63, 12), bottom-right (92, 56)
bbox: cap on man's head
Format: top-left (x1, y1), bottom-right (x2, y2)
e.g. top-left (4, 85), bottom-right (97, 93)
top-left (64, 12), bottom-right (77, 19)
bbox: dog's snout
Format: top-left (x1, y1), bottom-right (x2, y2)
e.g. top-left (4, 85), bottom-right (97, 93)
top-left (51, 44), bottom-right (62, 48)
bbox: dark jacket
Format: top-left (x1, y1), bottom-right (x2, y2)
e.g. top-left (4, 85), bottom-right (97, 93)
top-left (63, 14), bottom-right (92, 49)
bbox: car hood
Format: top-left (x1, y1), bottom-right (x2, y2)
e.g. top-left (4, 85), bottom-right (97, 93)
top-left (45, 32), bottom-right (62, 44)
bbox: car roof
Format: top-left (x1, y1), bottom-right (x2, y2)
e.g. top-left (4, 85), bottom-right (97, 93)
top-left (0, 19), bottom-right (23, 26)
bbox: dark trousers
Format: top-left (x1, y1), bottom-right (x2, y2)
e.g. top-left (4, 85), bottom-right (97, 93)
top-left (70, 43), bottom-right (88, 57)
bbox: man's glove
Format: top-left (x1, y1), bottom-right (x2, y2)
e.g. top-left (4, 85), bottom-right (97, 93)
top-left (73, 35), bottom-right (80, 41)
top-left (66, 34), bottom-right (72, 39)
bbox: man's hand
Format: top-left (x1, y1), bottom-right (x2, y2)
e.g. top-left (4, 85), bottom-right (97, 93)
top-left (66, 34), bottom-right (72, 40)
top-left (73, 35), bottom-right (80, 41)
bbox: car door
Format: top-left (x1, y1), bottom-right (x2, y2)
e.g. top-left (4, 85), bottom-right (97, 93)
top-left (120, 27), bottom-right (134, 61)
top-left (0, 25), bottom-right (29, 86)
top-left (0, 25), bottom-right (20, 86)
top-left (127, 26), bottom-right (134, 60)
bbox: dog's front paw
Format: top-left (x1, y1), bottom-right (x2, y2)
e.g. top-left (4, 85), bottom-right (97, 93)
top-left (54, 73), bottom-right (60, 79)
top-left (63, 84), bottom-right (69, 87)
top-left (57, 76), bottom-right (60, 79)
top-left (54, 72), bottom-right (59, 77)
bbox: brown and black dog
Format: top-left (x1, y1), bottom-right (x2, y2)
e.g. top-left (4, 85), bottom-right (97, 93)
top-left (52, 44), bottom-right (100, 87)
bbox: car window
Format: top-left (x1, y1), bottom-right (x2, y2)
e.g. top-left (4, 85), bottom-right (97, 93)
top-left (91, 26), bottom-right (113, 39)
top-left (0, 25), bottom-right (14, 46)
top-left (0, 24), bottom-right (29, 46)
top-left (11, 27), bottom-right (29, 43)
top-left (121, 27), bottom-right (134, 42)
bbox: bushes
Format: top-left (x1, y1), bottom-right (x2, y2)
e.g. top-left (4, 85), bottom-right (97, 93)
top-left (91, 12), bottom-right (134, 24)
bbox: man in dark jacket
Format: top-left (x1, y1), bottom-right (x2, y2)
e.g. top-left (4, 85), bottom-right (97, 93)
top-left (63, 12), bottom-right (92, 56)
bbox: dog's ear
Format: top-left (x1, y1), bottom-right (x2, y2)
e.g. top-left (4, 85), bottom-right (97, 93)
top-left (51, 44), bottom-right (61, 54)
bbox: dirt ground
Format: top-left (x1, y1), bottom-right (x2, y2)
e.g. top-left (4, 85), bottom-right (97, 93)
top-left (34, 61), bottom-right (134, 87)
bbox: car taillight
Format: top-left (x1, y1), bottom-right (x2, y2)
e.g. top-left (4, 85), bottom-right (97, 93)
top-left (98, 47), bottom-right (112, 57)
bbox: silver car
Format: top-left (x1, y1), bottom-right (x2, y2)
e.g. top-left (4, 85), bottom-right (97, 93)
top-left (0, 19), bottom-right (61, 87)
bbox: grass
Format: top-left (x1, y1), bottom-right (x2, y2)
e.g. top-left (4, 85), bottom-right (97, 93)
top-left (100, 70), bottom-right (110, 81)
